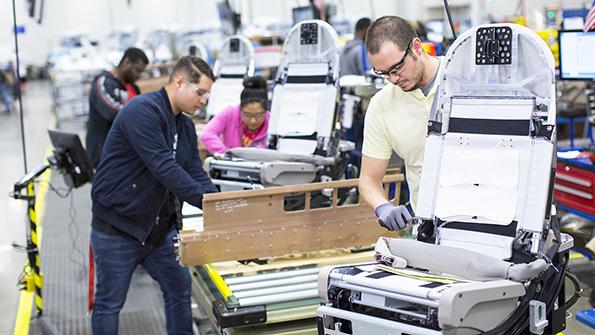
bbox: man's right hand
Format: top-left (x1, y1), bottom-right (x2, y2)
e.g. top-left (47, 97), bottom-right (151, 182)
top-left (374, 203), bottom-right (413, 231)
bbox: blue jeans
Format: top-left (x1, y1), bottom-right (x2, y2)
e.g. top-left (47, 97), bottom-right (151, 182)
top-left (90, 226), bottom-right (192, 335)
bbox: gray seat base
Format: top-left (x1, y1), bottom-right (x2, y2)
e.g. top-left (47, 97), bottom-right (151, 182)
top-left (227, 147), bottom-right (336, 166)
top-left (207, 157), bottom-right (318, 186)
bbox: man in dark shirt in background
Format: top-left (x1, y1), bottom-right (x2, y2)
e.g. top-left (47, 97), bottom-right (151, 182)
top-left (86, 47), bottom-right (148, 168)
top-left (340, 18), bottom-right (372, 76)
top-left (90, 56), bottom-right (217, 335)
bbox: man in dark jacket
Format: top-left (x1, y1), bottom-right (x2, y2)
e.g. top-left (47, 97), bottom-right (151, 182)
top-left (86, 47), bottom-right (148, 169)
top-left (90, 56), bottom-right (217, 335)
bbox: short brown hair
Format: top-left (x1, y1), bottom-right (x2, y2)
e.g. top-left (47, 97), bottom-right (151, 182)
top-left (365, 16), bottom-right (417, 55)
top-left (169, 56), bottom-right (215, 83)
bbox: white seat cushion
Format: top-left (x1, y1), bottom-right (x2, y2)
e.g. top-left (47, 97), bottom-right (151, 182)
top-left (275, 85), bottom-right (324, 137)
top-left (435, 147), bottom-right (519, 225)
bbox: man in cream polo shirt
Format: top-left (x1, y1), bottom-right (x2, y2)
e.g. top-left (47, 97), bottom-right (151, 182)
top-left (359, 16), bottom-right (441, 232)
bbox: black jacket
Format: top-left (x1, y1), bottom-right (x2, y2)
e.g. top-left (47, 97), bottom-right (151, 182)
top-left (86, 70), bottom-right (140, 169)
top-left (91, 88), bottom-right (217, 243)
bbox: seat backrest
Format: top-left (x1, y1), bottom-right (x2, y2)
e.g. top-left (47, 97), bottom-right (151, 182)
top-left (179, 39), bottom-right (209, 60)
top-left (212, 35), bottom-right (254, 78)
top-left (267, 20), bottom-right (340, 156)
top-left (416, 24), bottom-right (557, 260)
top-left (207, 36), bottom-right (254, 119)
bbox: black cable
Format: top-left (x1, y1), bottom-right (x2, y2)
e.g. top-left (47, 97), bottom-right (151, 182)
top-left (68, 191), bottom-right (87, 281)
top-left (510, 279), bottom-right (545, 335)
top-left (443, 0), bottom-right (457, 40)
top-left (481, 280), bottom-right (539, 335)
top-left (35, 179), bottom-right (72, 198)
top-left (505, 237), bottom-right (567, 334)
top-left (47, 183), bottom-right (72, 198)
top-left (11, 242), bottom-right (27, 253)
top-left (563, 271), bottom-right (582, 311)
top-left (11, 0), bottom-right (28, 173)
top-left (33, 179), bottom-right (85, 278)
top-left (507, 253), bottom-right (569, 335)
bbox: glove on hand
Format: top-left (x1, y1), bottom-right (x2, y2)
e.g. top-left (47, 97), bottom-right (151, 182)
top-left (374, 203), bottom-right (414, 231)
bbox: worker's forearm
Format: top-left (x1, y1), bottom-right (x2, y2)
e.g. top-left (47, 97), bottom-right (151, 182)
top-left (359, 176), bottom-right (389, 210)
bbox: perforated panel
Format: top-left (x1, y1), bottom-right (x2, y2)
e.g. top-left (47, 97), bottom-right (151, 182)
top-left (300, 22), bottom-right (318, 45)
top-left (475, 26), bottom-right (513, 65)
top-left (229, 37), bottom-right (240, 52)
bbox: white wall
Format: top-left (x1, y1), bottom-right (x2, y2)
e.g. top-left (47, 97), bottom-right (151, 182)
top-left (1, 0), bottom-right (593, 66)
top-left (0, 0), bottom-right (222, 66)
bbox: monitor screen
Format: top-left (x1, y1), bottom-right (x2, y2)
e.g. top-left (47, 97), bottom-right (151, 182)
top-left (558, 30), bottom-right (595, 80)
top-left (426, 20), bottom-right (444, 44)
top-left (48, 130), bottom-right (93, 188)
top-left (292, 6), bottom-right (314, 25)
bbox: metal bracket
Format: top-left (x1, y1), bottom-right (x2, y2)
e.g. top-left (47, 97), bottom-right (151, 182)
top-left (212, 299), bottom-right (266, 329)
top-left (427, 121), bottom-right (442, 135)
top-left (529, 300), bottom-right (548, 334)
top-left (414, 219), bottom-right (436, 243)
top-left (533, 122), bottom-right (555, 140)
top-left (12, 163), bottom-right (50, 200)
top-left (475, 26), bottom-right (513, 65)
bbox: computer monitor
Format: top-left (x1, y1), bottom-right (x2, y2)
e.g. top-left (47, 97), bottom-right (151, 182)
top-left (292, 6), bottom-right (314, 25)
top-left (558, 30), bottom-right (595, 80)
top-left (426, 19), bottom-right (444, 44)
top-left (48, 130), bottom-right (93, 188)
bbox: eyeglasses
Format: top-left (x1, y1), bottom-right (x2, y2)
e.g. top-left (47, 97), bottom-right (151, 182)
top-left (184, 80), bottom-right (210, 100)
top-left (241, 111), bottom-right (267, 120)
top-left (373, 40), bottom-right (413, 79)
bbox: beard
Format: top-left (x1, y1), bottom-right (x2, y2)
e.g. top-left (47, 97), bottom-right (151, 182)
top-left (401, 56), bottom-right (425, 92)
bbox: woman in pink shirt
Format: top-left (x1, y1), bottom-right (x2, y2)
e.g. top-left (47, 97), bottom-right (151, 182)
top-left (200, 76), bottom-right (270, 154)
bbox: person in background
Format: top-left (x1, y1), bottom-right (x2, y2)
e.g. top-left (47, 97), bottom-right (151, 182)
top-left (0, 66), bottom-right (14, 113)
top-left (200, 76), bottom-right (270, 154)
top-left (340, 17), bottom-right (372, 76)
top-left (309, 0), bottom-right (326, 21)
top-left (90, 56), bottom-right (217, 335)
top-left (86, 47), bottom-right (148, 169)
top-left (411, 20), bottom-right (428, 42)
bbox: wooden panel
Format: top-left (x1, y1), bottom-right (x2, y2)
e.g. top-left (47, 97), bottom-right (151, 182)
top-left (179, 174), bottom-right (403, 265)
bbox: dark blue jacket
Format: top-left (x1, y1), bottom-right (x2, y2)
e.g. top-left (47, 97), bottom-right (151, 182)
top-left (91, 88), bottom-right (217, 243)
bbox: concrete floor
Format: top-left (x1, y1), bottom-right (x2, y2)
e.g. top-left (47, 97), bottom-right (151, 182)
top-left (0, 80), bottom-right (593, 334)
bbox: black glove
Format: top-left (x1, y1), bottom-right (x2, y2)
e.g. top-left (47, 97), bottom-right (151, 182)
top-left (375, 202), bottom-right (414, 231)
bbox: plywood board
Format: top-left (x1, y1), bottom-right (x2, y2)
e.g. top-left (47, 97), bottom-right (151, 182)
top-left (179, 174), bottom-right (402, 265)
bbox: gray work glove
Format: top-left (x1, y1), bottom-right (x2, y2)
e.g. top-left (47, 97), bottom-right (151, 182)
top-left (375, 202), bottom-right (414, 231)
